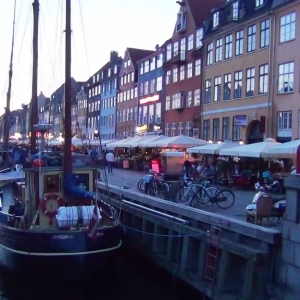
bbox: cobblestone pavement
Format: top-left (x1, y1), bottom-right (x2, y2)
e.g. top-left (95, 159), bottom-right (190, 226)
top-left (101, 167), bottom-right (282, 228)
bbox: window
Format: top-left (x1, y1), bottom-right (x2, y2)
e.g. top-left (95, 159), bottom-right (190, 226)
top-left (166, 71), bottom-right (171, 85)
top-left (186, 91), bottom-right (192, 107)
top-left (235, 30), bottom-right (243, 56)
top-left (144, 81), bottom-right (149, 95)
top-left (179, 65), bottom-right (185, 81)
top-left (213, 11), bottom-right (219, 28)
top-left (247, 25), bottom-right (256, 52)
top-left (188, 34), bottom-right (194, 50)
top-left (246, 67), bottom-right (255, 97)
top-left (187, 63), bottom-right (193, 78)
top-left (150, 58), bottom-right (155, 71)
top-left (166, 96), bottom-right (171, 110)
top-left (205, 79), bottom-right (212, 104)
top-left (180, 38), bottom-right (186, 60)
top-left (173, 42), bottom-right (179, 56)
top-left (150, 79), bottom-right (155, 93)
top-left (260, 19), bottom-right (270, 48)
top-left (165, 123), bottom-right (169, 136)
top-left (278, 62), bottom-right (294, 93)
top-left (259, 64), bottom-right (268, 94)
top-left (196, 27), bottom-right (203, 49)
top-left (157, 54), bottom-right (163, 68)
top-left (215, 38), bottom-right (223, 62)
top-left (186, 121), bottom-right (191, 136)
top-left (232, 1), bottom-right (239, 21)
top-left (222, 74), bottom-right (231, 101)
top-left (280, 12), bottom-right (296, 43)
top-left (214, 76), bottom-right (221, 102)
top-left (193, 128), bottom-right (199, 138)
top-left (156, 76), bottom-right (163, 91)
top-left (278, 111), bottom-right (292, 130)
top-left (203, 120), bottom-right (210, 141)
top-left (166, 44), bottom-right (172, 61)
top-left (139, 63), bottom-right (144, 74)
top-left (172, 92), bottom-right (184, 109)
top-left (144, 61), bottom-right (149, 73)
top-left (222, 117), bottom-right (230, 141)
top-left (232, 118), bottom-right (241, 141)
top-left (178, 122), bottom-right (183, 135)
top-left (234, 71), bottom-right (242, 99)
top-left (195, 59), bottom-right (201, 76)
top-left (171, 122), bottom-right (177, 137)
top-left (156, 103), bottom-right (161, 124)
top-left (207, 42), bottom-right (213, 65)
top-left (256, 0), bottom-right (264, 7)
top-left (149, 104), bottom-right (154, 124)
top-left (131, 72), bottom-right (134, 82)
top-left (225, 34), bottom-right (232, 59)
top-left (173, 68), bottom-right (178, 82)
top-left (143, 106), bottom-right (148, 124)
top-left (135, 87), bottom-right (138, 98)
top-left (176, 11), bottom-right (187, 32)
top-left (194, 89), bottom-right (200, 106)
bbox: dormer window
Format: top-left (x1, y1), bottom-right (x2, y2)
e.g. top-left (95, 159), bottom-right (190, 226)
top-left (256, 0), bottom-right (264, 7)
top-left (176, 11), bottom-right (187, 33)
top-left (213, 11), bottom-right (219, 28)
top-left (232, 1), bottom-right (239, 21)
top-left (114, 65), bottom-right (118, 74)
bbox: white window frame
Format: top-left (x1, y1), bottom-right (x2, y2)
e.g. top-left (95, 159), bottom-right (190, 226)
top-left (213, 11), bottom-right (219, 28)
top-left (278, 111), bottom-right (292, 130)
top-left (278, 62), bottom-right (294, 94)
top-left (187, 63), bottom-right (193, 78)
top-left (188, 34), bottom-right (194, 51)
top-left (280, 12), bottom-right (296, 43)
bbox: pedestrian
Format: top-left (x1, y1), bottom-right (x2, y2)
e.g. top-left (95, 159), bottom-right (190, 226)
top-left (106, 151), bottom-right (115, 173)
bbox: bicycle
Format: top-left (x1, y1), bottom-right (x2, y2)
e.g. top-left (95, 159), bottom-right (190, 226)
top-left (175, 180), bottom-right (235, 209)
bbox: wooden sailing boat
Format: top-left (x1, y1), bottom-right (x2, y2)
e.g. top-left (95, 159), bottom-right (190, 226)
top-left (0, 0), bottom-right (122, 280)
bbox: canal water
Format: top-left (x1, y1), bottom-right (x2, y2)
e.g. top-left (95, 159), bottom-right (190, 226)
top-left (0, 247), bottom-right (200, 300)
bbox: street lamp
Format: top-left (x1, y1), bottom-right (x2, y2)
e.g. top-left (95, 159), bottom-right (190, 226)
top-left (94, 129), bottom-right (99, 139)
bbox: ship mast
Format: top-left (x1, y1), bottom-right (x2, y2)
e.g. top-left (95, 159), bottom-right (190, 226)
top-left (2, 0), bottom-right (17, 167)
top-left (30, 0), bottom-right (39, 155)
top-left (63, 0), bottom-right (72, 174)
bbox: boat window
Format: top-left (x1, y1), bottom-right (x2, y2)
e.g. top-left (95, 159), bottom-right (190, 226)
top-left (44, 174), bottom-right (60, 193)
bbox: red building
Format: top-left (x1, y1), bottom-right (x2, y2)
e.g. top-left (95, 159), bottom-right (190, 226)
top-left (116, 48), bottom-right (154, 138)
top-left (162, 0), bottom-right (224, 138)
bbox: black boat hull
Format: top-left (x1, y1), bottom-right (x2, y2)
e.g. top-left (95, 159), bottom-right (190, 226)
top-left (0, 223), bottom-right (123, 281)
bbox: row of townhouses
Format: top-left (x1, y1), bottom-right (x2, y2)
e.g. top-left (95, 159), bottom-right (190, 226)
top-left (1, 0), bottom-right (299, 144)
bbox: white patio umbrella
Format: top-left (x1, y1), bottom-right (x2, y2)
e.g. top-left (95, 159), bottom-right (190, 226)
top-left (151, 135), bottom-right (208, 148)
top-left (133, 134), bottom-right (168, 147)
top-left (219, 138), bottom-right (281, 158)
top-left (261, 139), bottom-right (300, 159)
top-left (119, 135), bottom-right (146, 147)
top-left (187, 141), bottom-right (241, 155)
top-left (106, 137), bottom-right (134, 148)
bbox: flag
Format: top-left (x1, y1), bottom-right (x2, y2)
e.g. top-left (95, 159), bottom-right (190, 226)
top-left (87, 204), bottom-right (99, 241)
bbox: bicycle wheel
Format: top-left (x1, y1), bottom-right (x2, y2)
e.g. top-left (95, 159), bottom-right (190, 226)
top-left (201, 186), bottom-right (219, 206)
top-left (175, 187), bottom-right (191, 205)
top-left (215, 189), bottom-right (235, 209)
top-left (137, 179), bottom-right (145, 193)
top-left (147, 182), bottom-right (156, 197)
top-left (156, 182), bottom-right (170, 200)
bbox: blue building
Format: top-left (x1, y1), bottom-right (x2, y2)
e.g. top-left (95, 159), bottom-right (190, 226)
top-left (100, 51), bottom-right (123, 140)
top-left (137, 48), bottom-right (164, 135)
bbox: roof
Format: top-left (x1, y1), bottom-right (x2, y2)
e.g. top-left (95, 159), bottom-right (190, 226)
top-left (127, 48), bottom-right (155, 68)
top-left (187, 0), bottom-right (226, 27)
top-left (272, 0), bottom-right (295, 9)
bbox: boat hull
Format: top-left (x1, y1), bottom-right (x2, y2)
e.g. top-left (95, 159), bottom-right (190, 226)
top-left (0, 223), bottom-right (123, 281)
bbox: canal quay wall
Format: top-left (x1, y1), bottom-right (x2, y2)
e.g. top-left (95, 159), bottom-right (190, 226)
top-left (98, 182), bottom-right (283, 300)
top-left (267, 173), bottom-right (300, 300)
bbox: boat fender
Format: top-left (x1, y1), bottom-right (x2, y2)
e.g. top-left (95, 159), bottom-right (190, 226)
top-left (41, 194), bottom-right (64, 225)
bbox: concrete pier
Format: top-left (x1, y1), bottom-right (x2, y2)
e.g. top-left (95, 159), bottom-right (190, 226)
top-left (98, 182), bottom-right (281, 300)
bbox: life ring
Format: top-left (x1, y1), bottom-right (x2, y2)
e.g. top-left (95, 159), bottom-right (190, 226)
top-left (41, 194), bottom-right (64, 225)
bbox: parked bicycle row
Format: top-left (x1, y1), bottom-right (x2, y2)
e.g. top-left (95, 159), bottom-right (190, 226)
top-left (137, 169), bottom-right (235, 209)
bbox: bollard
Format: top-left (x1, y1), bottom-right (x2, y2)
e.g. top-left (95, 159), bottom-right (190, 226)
top-left (297, 145), bottom-right (300, 173)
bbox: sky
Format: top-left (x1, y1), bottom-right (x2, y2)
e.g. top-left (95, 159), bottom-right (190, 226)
top-left (0, 0), bottom-right (179, 115)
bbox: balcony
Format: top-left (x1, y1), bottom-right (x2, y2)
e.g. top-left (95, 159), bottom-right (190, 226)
top-left (171, 50), bottom-right (186, 66)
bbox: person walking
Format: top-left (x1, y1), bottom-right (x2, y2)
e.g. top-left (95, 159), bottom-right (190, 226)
top-left (106, 151), bottom-right (115, 173)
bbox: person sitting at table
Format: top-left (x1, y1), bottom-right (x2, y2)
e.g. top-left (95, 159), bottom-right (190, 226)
top-left (262, 169), bottom-right (274, 184)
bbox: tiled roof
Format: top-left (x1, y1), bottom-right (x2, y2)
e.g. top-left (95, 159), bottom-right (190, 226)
top-left (187, 0), bottom-right (226, 27)
top-left (127, 48), bottom-right (155, 68)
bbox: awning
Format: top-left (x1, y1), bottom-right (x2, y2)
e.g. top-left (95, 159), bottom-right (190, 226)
top-left (187, 141), bottom-right (241, 154)
top-left (150, 135), bottom-right (208, 148)
top-left (261, 139), bottom-right (300, 159)
top-left (136, 135), bottom-right (168, 148)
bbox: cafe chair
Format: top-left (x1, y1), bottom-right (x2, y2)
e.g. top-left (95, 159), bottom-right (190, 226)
top-left (246, 194), bottom-right (273, 226)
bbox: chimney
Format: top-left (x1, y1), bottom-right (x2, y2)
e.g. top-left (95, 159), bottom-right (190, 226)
top-left (110, 51), bottom-right (118, 64)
